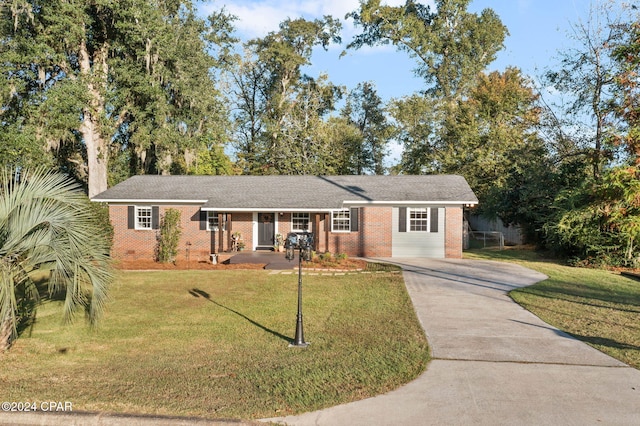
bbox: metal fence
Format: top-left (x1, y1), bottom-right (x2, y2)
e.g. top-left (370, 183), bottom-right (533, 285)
top-left (469, 231), bottom-right (504, 250)
top-left (468, 215), bottom-right (523, 245)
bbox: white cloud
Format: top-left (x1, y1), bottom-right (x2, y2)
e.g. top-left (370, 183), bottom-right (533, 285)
top-left (199, 0), bottom-right (357, 39)
top-left (201, 0), bottom-right (424, 40)
top-left (199, 0), bottom-right (437, 77)
top-left (228, 3), bottom-right (291, 37)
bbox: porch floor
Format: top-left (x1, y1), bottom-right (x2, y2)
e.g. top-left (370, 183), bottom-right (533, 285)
top-left (228, 251), bottom-right (299, 270)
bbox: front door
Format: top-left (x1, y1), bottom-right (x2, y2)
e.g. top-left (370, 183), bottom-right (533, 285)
top-left (258, 212), bottom-right (275, 247)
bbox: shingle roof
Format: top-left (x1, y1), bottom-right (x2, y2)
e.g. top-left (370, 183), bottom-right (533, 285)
top-left (92, 175), bottom-right (478, 209)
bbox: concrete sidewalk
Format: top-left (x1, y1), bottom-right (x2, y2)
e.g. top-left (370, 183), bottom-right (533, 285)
top-left (0, 411), bottom-right (261, 426)
top-left (264, 258), bottom-right (640, 425)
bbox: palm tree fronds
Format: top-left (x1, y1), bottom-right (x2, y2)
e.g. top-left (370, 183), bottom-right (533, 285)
top-left (0, 168), bottom-right (114, 351)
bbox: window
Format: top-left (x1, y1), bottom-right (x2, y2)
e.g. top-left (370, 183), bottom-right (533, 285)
top-left (292, 213), bottom-right (310, 232)
top-left (409, 208), bottom-right (430, 232)
top-left (128, 205), bottom-right (158, 230)
top-left (135, 206), bottom-right (153, 230)
top-left (399, 207), bottom-right (438, 233)
top-left (207, 211), bottom-right (220, 231)
top-left (331, 209), bottom-right (351, 232)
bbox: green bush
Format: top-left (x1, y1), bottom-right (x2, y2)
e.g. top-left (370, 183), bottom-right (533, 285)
top-left (156, 209), bottom-right (182, 263)
top-left (319, 252), bottom-right (333, 262)
top-left (545, 166), bottom-right (640, 268)
top-left (88, 201), bottom-right (114, 250)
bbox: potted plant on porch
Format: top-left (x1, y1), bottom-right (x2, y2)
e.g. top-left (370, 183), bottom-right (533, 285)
top-left (274, 233), bottom-right (285, 252)
top-left (232, 231), bottom-right (243, 252)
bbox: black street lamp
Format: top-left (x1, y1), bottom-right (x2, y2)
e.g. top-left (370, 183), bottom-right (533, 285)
top-left (285, 232), bottom-right (313, 348)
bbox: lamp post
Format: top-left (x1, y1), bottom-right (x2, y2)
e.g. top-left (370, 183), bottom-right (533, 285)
top-left (285, 232), bottom-right (313, 347)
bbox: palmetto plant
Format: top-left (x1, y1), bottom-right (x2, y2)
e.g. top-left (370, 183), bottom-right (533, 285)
top-left (0, 168), bottom-right (113, 351)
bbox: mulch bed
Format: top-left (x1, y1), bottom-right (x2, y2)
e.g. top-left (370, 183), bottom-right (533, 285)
top-left (114, 258), bottom-right (368, 271)
top-left (114, 259), bottom-right (266, 270)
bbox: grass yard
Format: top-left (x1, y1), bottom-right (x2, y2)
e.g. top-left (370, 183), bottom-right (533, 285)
top-left (0, 268), bottom-right (428, 420)
top-left (465, 249), bottom-right (640, 369)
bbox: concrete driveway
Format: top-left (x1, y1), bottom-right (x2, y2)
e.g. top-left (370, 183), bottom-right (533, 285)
top-left (264, 258), bottom-right (640, 425)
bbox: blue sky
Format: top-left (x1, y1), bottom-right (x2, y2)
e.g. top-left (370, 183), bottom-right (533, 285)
top-left (201, 0), bottom-right (609, 101)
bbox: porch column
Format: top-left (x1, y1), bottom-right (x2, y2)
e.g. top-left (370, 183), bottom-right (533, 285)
top-left (324, 213), bottom-right (329, 252)
top-left (218, 213), bottom-right (224, 253)
top-left (226, 213), bottom-right (232, 251)
top-left (314, 213), bottom-right (321, 252)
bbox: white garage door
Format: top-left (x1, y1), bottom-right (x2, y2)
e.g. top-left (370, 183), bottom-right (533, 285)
top-left (392, 207), bottom-right (445, 258)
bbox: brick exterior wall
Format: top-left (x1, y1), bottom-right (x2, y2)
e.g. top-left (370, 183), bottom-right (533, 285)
top-left (227, 212), bottom-right (253, 251)
top-left (322, 207), bottom-right (392, 257)
top-left (109, 204), bottom-right (464, 260)
top-left (445, 205), bottom-right (463, 258)
top-left (110, 204), bottom-right (213, 262)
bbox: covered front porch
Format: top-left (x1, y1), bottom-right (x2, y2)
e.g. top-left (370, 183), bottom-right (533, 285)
top-left (204, 210), bottom-right (335, 254)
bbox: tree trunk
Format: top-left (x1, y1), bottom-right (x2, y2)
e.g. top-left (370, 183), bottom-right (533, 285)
top-left (81, 108), bottom-right (108, 197)
top-left (0, 317), bottom-right (13, 352)
top-left (78, 37), bottom-right (109, 198)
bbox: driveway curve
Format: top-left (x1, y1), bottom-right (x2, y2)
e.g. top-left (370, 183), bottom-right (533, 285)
top-left (265, 258), bottom-right (640, 425)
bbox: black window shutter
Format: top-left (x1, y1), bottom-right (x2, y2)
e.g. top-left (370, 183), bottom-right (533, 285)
top-left (199, 210), bottom-right (207, 230)
top-left (350, 208), bottom-right (359, 232)
top-left (430, 207), bottom-right (439, 233)
top-left (399, 207), bottom-right (407, 232)
top-left (152, 206), bottom-right (160, 229)
top-left (127, 206), bottom-right (135, 229)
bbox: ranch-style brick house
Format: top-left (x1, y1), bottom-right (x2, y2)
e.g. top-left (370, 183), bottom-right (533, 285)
top-left (92, 175), bottom-right (478, 261)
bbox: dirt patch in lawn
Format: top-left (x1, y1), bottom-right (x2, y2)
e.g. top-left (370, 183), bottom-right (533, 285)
top-left (303, 258), bottom-right (368, 270)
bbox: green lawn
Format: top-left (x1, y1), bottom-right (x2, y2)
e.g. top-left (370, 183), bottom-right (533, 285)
top-left (0, 268), bottom-right (429, 420)
top-left (465, 249), bottom-right (640, 369)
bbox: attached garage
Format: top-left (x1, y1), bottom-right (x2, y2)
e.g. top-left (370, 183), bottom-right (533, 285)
top-left (392, 206), bottom-right (445, 258)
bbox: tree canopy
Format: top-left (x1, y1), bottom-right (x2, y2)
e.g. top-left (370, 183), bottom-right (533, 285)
top-left (347, 0), bottom-right (507, 100)
top-left (1, 0), bottom-right (235, 196)
top-left (231, 17), bottom-right (344, 174)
